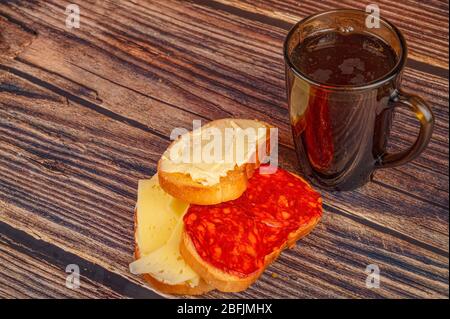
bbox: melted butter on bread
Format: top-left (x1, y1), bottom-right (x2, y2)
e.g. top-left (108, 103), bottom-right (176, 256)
top-left (159, 119), bottom-right (269, 186)
top-left (130, 175), bottom-right (200, 287)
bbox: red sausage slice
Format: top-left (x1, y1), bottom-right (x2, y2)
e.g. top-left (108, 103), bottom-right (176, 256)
top-left (184, 166), bottom-right (322, 277)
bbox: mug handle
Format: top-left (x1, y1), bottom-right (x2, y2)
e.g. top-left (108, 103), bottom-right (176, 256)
top-left (376, 90), bottom-right (434, 168)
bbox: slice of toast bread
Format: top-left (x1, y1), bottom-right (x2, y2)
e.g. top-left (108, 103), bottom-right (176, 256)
top-left (158, 119), bottom-right (273, 205)
top-left (158, 162), bottom-right (258, 206)
top-left (180, 216), bottom-right (320, 292)
top-left (179, 171), bottom-right (322, 292)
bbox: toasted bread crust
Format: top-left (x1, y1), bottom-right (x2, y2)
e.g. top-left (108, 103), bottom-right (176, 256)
top-left (180, 173), bottom-right (322, 292)
top-left (158, 119), bottom-right (272, 205)
top-left (158, 162), bottom-right (258, 206)
top-left (133, 210), bottom-right (213, 296)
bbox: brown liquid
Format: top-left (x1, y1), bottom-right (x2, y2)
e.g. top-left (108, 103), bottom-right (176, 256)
top-left (289, 32), bottom-right (399, 190)
top-left (291, 32), bottom-right (397, 86)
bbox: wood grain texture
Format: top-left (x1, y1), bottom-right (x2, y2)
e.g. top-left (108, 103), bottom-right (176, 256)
top-left (0, 220), bottom-right (163, 298)
top-left (0, 0), bottom-right (448, 299)
top-left (0, 76), bottom-right (447, 298)
top-left (0, 226), bottom-right (123, 299)
top-left (0, 14), bottom-right (36, 59)
top-left (2, 0), bottom-right (446, 247)
top-left (207, 0), bottom-right (449, 68)
top-left (0, 62), bottom-right (447, 298)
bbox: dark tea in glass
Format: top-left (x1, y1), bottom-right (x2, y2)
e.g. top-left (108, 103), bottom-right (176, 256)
top-left (284, 10), bottom-right (434, 191)
top-left (291, 32), bottom-right (397, 86)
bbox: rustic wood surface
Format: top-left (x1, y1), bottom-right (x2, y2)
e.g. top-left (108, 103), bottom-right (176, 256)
top-left (0, 0), bottom-right (448, 299)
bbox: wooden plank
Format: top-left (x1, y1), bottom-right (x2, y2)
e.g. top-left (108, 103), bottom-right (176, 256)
top-left (0, 14), bottom-right (36, 59)
top-left (207, 0), bottom-right (449, 69)
top-left (0, 221), bottom-right (162, 299)
top-left (1, 0), bottom-right (447, 151)
top-left (1, 0), bottom-right (446, 247)
top-left (0, 0), bottom-right (448, 298)
top-left (0, 69), bottom-right (447, 298)
top-left (0, 226), bottom-right (123, 298)
top-left (277, 146), bottom-right (449, 253)
top-left (2, 56), bottom-right (447, 253)
top-left (0, 69), bottom-right (170, 294)
top-left (207, 209), bottom-right (449, 298)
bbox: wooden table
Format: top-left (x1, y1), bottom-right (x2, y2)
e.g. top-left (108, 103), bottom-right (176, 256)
top-left (0, 0), bottom-right (448, 299)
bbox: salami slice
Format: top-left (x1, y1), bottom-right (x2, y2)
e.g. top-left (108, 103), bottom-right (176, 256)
top-left (183, 167), bottom-right (322, 277)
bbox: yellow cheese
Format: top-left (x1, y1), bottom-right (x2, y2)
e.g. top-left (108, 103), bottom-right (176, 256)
top-left (130, 175), bottom-right (200, 287)
top-left (130, 219), bottom-right (199, 286)
top-left (136, 175), bottom-right (188, 255)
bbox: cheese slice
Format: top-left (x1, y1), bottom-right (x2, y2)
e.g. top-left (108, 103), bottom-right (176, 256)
top-left (136, 175), bottom-right (188, 255)
top-left (130, 175), bottom-right (200, 287)
top-left (130, 219), bottom-right (199, 286)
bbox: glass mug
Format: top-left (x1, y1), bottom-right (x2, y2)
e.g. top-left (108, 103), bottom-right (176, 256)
top-left (284, 9), bottom-right (434, 191)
